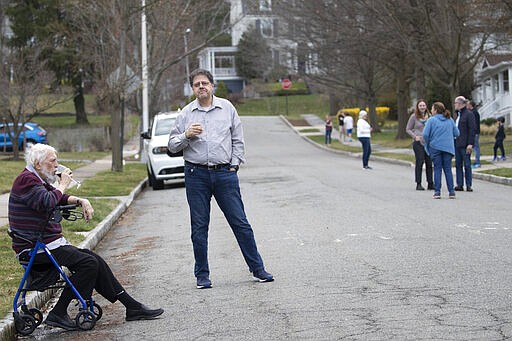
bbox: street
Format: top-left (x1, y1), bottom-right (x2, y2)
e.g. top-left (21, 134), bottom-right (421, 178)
top-left (29, 116), bottom-right (512, 340)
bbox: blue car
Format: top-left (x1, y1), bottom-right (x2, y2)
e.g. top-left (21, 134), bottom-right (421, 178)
top-left (0, 122), bottom-right (48, 150)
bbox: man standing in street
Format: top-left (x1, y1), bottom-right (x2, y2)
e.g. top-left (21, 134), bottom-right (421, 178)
top-left (468, 100), bottom-right (481, 168)
top-left (453, 96), bottom-right (476, 192)
top-left (168, 69), bottom-right (274, 289)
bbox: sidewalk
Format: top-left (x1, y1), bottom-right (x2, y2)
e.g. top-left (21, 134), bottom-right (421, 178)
top-left (291, 114), bottom-right (512, 186)
top-left (0, 138), bottom-right (141, 228)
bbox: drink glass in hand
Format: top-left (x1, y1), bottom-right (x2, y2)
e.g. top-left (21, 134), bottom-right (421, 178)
top-left (56, 164), bottom-right (82, 189)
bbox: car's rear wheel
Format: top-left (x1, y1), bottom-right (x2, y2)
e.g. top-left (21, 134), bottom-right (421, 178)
top-left (148, 165), bottom-right (164, 190)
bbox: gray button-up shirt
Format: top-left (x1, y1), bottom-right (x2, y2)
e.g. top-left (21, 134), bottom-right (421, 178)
top-left (168, 96), bottom-right (245, 166)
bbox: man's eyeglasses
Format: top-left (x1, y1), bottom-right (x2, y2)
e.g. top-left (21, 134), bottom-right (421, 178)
top-left (193, 81), bottom-right (210, 88)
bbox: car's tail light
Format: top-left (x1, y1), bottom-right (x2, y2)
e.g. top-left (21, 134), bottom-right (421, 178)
top-left (152, 146), bottom-right (169, 154)
top-left (37, 132), bottom-right (45, 136)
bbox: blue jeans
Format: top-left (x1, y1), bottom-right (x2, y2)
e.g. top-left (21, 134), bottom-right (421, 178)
top-left (454, 146), bottom-right (472, 188)
top-left (325, 130), bottom-right (332, 144)
top-left (184, 164), bottom-right (264, 278)
top-left (430, 148), bottom-right (455, 194)
top-left (358, 137), bottom-right (371, 167)
top-left (473, 134), bottom-right (480, 164)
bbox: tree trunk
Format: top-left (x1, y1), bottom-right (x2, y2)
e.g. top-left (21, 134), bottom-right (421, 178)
top-left (73, 73), bottom-right (89, 125)
top-left (415, 66), bottom-right (426, 99)
top-left (11, 130), bottom-right (21, 160)
top-left (395, 64), bottom-right (410, 140)
top-left (111, 2), bottom-right (127, 172)
top-left (329, 93), bottom-right (338, 116)
top-left (367, 96), bottom-right (380, 133)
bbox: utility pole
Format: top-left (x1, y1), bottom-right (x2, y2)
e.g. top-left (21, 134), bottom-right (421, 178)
top-left (184, 28), bottom-right (191, 96)
top-left (141, 0), bottom-right (149, 133)
top-left (112, 1), bottom-right (127, 172)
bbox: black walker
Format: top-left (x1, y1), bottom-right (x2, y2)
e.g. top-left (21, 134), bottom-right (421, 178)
top-left (9, 204), bottom-right (102, 336)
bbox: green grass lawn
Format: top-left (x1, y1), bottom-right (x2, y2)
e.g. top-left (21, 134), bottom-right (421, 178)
top-left (236, 93), bottom-right (330, 119)
top-left (479, 168), bottom-right (512, 178)
top-left (0, 158), bottom-right (98, 195)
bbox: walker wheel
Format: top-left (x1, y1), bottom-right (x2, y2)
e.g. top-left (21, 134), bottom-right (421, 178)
top-left (20, 306), bottom-right (43, 326)
top-left (92, 302), bottom-right (103, 321)
top-left (28, 308), bottom-right (43, 326)
top-left (75, 310), bottom-right (96, 330)
top-left (14, 313), bottom-right (37, 336)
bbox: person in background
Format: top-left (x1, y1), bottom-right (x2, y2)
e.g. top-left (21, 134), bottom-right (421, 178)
top-left (493, 116), bottom-right (506, 162)
top-left (357, 110), bottom-right (373, 169)
top-left (325, 114), bottom-right (333, 146)
top-left (453, 96), bottom-right (476, 192)
top-left (338, 111), bottom-right (345, 143)
top-left (423, 102), bottom-right (460, 199)
top-left (406, 99), bottom-right (434, 191)
top-left (468, 100), bottom-right (481, 168)
top-left (8, 144), bottom-right (163, 331)
top-left (168, 68), bottom-right (273, 289)
top-left (344, 113), bottom-right (354, 142)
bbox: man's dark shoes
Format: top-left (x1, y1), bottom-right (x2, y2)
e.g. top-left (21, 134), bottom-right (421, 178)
top-left (196, 276), bottom-right (212, 289)
top-left (126, 304), bottom-right (164, 321)
top-left (454, 186), bottom-right (464, 191)
top-left (416, 184), bottom-right (425, 190)
top-left (253, 269), bottom-right (274, 282)
top-left (45, 311), bottom-right (78, 331)
top-left (427, 183), bottom-right (434, 190)
top-left (466, 187), bottom-right (473, 192)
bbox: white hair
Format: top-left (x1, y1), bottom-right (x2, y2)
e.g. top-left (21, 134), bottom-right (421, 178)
top-left (359, 110), bottom-right (368, 119)
top-left (455, 96), bottom-right (468, 104)
top-left (25, 144), bottom-right (56, 167)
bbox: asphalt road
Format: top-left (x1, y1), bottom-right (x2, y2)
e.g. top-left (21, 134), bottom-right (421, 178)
top-left (28, 116), bottom-right (512, 340)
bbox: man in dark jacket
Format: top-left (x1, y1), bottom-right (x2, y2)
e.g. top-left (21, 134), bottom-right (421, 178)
top-left (453, 96), bottom-right (476, 191)
top-left (468, 100), bottom-right (481, 168)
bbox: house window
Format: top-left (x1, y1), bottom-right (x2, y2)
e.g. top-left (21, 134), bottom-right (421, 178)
top-left (260, 19), bottom-right (273, 38)
top-left (215, 55), bottom-right (234, 69)
top-left (259, 0), bottom-right (271, 11)
top-left (504, 70), bottom-right (509, 92)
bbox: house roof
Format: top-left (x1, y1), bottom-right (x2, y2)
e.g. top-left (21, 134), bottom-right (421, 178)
top-left (482, 53), bottom-right (512, 68)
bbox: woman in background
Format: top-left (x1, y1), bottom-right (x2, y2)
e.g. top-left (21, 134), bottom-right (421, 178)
top-left (325, 114), bottom-right (333, 146)
top-left (423, 102), bottom-right (460, 199)
top-left (357, 110), bottom-right (373, 169)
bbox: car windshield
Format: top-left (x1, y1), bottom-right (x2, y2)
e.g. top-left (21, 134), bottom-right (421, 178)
top-left (155, 118), bottom-right (176, 136)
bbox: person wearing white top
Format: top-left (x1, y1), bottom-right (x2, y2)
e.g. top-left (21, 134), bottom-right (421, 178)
top-left (357, 110), bottom-right (373, 169)
top-left (343, 113), bottom-right (354, 141)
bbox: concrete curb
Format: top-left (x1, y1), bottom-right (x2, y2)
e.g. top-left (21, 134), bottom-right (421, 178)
top-left (0, 178), bottom-right (148, 341)
top-left (473, 172), bottom-right (512, 186)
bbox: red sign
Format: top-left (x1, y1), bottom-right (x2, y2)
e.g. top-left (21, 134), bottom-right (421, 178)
top-left (281, 78), bottom-right (292, 90)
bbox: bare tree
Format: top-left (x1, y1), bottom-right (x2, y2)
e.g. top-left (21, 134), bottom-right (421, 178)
top-left (64, 0), bottom-right (233, 170)
top-left (0, 46), bottom-right (72, 160)
top-left (276, 0), bottom-right (511, 138)
top-left (275, 1), bottom-right (392, 131)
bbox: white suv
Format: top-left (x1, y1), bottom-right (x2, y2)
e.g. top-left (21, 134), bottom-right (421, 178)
top-left (141, 111), bottom-right (184, 190)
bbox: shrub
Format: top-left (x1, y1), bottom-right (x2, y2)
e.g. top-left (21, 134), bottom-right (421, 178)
top-left (339, 107), bottom-right (390, 126)
top-left (481, 117), bottom-right (497, 126)
top-left (215, 81), bottom-right (229, 98)
top-left (480, 123), bottom-right (497, 136)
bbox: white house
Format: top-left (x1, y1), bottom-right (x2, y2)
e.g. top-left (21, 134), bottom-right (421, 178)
top-left (472, 53), bottom-right (512, 123)
top-left (197, 46), bottom-right (245, 93)
top-left (193, 0), bottom-right (315, 94)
